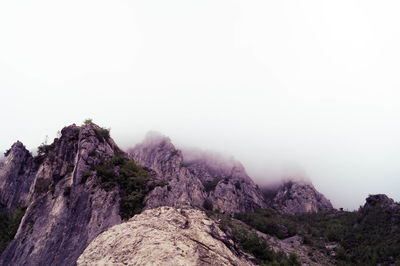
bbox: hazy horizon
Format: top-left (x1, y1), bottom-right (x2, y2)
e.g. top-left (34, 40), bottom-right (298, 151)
top-left (1, 1), bottom-right (400, 210)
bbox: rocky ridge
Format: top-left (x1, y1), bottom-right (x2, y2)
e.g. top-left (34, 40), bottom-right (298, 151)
top-left (270, 180), bottom-right (333, 214)
top-left (0, 123), bottom-right (339, 265)
top-left (129, 132), bottom-right (267, 214)
top-left (0, 141), bottom-right (36, 213)
top-left (77, 206), bottom-right (255, 266)
top-left (0, 124), bottom-right (123, 266)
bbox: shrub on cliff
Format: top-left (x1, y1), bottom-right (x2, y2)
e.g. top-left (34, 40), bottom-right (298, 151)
top-left (95, 153), bottom-right (152, 220)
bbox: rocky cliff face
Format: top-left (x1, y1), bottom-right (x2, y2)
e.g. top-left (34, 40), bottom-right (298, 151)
top-left (0, 124), bottom-right (123, 266)
top-left (270, 180), bottom-right (333, 214)
top-left (0, 141), bottom-right (36, 213)
top-left (129, 132), bottom-right (266, 214)
top-left (0, 124), bottom-right (339, 265)
top-left (77, 206), bottom-right (255, 266)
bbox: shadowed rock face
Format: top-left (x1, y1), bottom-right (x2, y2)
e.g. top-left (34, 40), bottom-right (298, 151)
top-left (129, 132), bottom-right (266, 214)
top-left (0, 141), bottom-right (36, 213)
top-left (0, 124), bottom-right (122, 266)
top-left (77, 206), bottom-right (255, 266)
top-left (360, 194), bottom-right (400, 226)
top-left (271, 181), bottom-right (334, 214)
top-left (364, 194), bottom-right (398, 209)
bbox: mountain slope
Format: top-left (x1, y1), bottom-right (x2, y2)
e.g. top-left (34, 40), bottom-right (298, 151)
top-left (129, 132), bottom-right (267, 214)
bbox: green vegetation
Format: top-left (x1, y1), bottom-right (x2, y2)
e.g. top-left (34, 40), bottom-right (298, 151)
top-left (235, 208), bottom-right (297, 239)
top-left (94, 127), bottom-right (110, 142)
top-left (83, 118), bottom-right (94, 125)
top-left (33, 141), bottom-right (56, 165)
top-left (234, 205), bottom-right (400, 266)
top-left (95, 153), bottom-right (152, 220)
top-left (288, 208), bottom-right (400, 265)
top-left (207, 211), bottom-right (300, 265)
top-left (82, 118), bottom-right (110, 143)
top-left (0, 207), bottom-right (26, 254)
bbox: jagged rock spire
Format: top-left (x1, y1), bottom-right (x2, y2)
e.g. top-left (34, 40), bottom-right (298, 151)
top-left (0, 141), bottom-right (35, 213)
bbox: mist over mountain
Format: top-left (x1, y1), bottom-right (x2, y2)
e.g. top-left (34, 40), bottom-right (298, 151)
top-left (0, 121), bottom-right (399, 265)
top-left (2, 1), bottom-right (400, 264)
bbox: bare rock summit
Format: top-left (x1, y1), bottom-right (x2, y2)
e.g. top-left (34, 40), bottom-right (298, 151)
top-left (271, 180), bottom-right (333, 214)
top-left (129, 132), bottom-right (266, 214)
top-left (77, 206), bottom-right (255, 266)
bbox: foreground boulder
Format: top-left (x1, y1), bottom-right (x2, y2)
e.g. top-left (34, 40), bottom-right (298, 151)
top-left (77, 206), bottom-right (255, 266)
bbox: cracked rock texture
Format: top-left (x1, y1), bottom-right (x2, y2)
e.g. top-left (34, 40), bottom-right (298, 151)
top-left (0, 141), bottom-right (36, 213)
top-left (129, 132), bottom-right (266, 214)
top-left (271, 181), bottom-right (333, 214)
top-left (77, 206), bottom-right (255, 266)
top-left (0, 124), bottom-right (122, 266)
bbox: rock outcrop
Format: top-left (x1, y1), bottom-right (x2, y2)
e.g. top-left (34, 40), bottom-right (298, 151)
top-left (0, 141), bottom-right (36, 213)
top-left (361, 194), bottom-right (400, 222)
top-left (270, 180), bottom-right (333, 214)
top-left (77, 206), bottom-right (255, 266)
top-left (129, 132), bottom-right (266, 214)
top-left (364, 194), bottom-right (398, 209)
top-left (0, 124), bottom-right (122, 266)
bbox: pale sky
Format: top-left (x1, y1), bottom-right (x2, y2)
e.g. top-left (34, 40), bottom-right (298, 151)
top-left (1, 0), bottom-right (399, 210)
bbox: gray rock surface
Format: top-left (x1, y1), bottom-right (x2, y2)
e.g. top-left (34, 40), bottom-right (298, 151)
top-left (0, 124), bottom-right (122, 266)
top-left (129, 132), bottom-right (266, 214)
top-left (77, 206), bottom-right (255, 266)
top-left (0, 141), bottom-right (36, 213)
top-left (271, 180), bottom-right (334, 214)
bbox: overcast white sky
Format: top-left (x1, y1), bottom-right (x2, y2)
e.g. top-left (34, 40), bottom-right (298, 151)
top-left (1, 0), bottom-right (400, 210)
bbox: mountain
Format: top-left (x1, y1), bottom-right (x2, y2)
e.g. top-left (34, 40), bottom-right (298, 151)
top-left (129, 132), bottom-right (267, 214)
top-left (267, 180), bottom-right (333, 214)
top-left (0, 123), bottom-right (271, 265)
top-left (0, 123), bottom-right (124, 265)
top-left (3, 121), bottom-right (396, 265)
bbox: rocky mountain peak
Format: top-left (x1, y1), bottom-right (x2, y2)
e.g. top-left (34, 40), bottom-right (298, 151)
top-left (129, 132), bottom-right (266, 214)
top-left (4, 141), bottom-right (31, 164)
top-left (182, 148), bottom-right (248, 183)
top-left (129, 131), bottom-right (183, 178)
top-left (0, 122), bottom-right (123, 265)
top-left (270, 180), bottom-right (334, 214)
top-left (0, 141), bottom-right (35, 213)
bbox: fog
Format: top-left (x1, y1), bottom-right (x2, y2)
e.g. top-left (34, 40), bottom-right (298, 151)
top-left (1, 0), bottom-right (400, 210)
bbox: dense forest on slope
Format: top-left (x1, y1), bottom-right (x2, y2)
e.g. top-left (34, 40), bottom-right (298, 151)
top-left (0, 207), bottom-right (26, 254)
top-left (232, 195), bottom-right (400, 265)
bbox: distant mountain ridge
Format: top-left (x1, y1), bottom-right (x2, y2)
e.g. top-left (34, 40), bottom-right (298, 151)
top-left (268, 180), bottom-right (333, 214)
